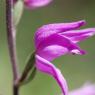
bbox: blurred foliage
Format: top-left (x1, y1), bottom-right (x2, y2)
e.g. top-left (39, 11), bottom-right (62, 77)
top-left (0, 0), bottom-right (95, 95)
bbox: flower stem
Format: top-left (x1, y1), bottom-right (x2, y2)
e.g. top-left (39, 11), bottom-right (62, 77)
top-left (13, 85), bottom-right (19, 95)
top-left (6, 0), bottom-right (19, 95)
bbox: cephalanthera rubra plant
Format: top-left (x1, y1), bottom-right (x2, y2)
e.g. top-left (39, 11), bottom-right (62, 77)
top-left (5, 0), bottom-right (95, 95)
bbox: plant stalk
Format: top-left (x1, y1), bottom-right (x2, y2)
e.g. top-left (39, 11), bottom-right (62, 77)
top-left (6, 0), bottom-right (19, 95)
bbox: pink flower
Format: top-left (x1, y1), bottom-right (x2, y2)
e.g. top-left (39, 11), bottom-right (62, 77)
top-left (69, 83), bottom-right (95, 95)
top-left (24, 0), bottom-right (52, 9)
top-left (34, 20), bottom-right (95, 95)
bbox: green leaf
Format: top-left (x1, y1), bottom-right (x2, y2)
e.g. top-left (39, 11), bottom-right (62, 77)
top-left (13, 0), bottom-right (24, 26)
top-left (19, 52), bottom-right (36, 85)
top-left (21, 67), bottom-right (37, 85)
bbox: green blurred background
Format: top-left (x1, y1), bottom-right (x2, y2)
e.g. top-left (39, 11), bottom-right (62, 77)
top-left (0, 0), bottom-right (95, 95)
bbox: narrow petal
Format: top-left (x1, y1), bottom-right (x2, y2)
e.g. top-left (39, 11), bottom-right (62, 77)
top-left (36, 34), bottom-right (86, 61)
top-left (61, 28), bottom-right (95, 43)
top-left (35, 20), bottom-right (86, 46)
top-left (69, 83), bottom-right (95, 95)
top-left (36, 55), bottom-right (68, 95)
top-left (37, 20), bottom-right (85, 31)
top-left (24, 0), bottom-right (52, 9)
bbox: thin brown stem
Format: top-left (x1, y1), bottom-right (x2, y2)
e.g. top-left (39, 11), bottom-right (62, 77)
top-left (6, 0), bottom-right (19, 95)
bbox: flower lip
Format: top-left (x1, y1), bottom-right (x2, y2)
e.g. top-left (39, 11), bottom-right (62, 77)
top-left (71, 49), bottom-right (86, 55)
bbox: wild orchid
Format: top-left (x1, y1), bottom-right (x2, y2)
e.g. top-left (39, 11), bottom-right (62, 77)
top-left (34, 20), bottom-right (95, 95)
top-left (4, 0), bottom-right (95, 95)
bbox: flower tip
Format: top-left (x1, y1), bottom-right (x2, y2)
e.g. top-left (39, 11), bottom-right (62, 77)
top-left (71, 49), bottom-right (86, 55)
top-left (69, 20), bottom-right (86, 30)
top-left (90, 28), bottom-right (95, 35)
top-left (78, 20), bottom-right (86, 26)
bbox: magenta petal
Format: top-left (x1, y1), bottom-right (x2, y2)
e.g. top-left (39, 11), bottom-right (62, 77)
top-left (37, 45), bottom-right (68, 61)
top-left (69, 83), bottom-right (95, 95)
top-left (36, 55), bottom-right (68, 95)
top-left (37, 20), bottom-right (85, 31)
top-left (61, 28), bottom-right (95, 43)
top-left (36, 34), bottom-right (86, 61)
top-left (35, 20), bottom-right (86, 46)
top-left (24, 0), bottom-right (52, 9)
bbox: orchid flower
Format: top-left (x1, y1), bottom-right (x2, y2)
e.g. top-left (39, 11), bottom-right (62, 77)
top-left (69, 83), bottom-right (95, 95)
top-left (34, 20), bottom-right (95, 95)
top-left (24, 0), bottom-right (52, 9)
